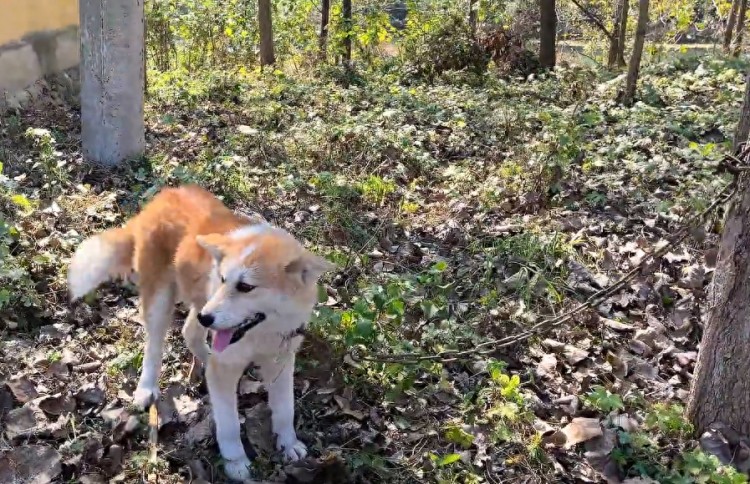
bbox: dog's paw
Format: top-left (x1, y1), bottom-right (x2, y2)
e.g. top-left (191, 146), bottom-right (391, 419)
top-left (132, 385), bottom-right (159, 410)
top-left (278, 437), bottom-right (308, 461)
top-left (223, 456), bottom-right (253, 482)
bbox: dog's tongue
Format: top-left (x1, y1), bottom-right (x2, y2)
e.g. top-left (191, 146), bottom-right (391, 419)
top-left (212, 329), bottom-right (234, 353)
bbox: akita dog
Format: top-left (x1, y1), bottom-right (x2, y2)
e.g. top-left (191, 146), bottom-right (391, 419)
top-left (67, 185), bottom-right (334, 481)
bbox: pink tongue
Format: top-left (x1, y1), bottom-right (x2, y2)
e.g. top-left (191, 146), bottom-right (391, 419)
top-left (212, 329), bottom-right (234, 353)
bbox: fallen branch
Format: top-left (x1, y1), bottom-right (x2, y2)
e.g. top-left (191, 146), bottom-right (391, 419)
top-left (351, 176), bottom-right (738, 365)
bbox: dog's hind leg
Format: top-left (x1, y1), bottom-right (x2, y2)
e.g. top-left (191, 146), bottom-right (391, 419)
top-left (133, 280), bottom-right (176, 409)
top-left (182, 307), bottom-right (210, 382)
top-left (206, 360), bottom-right (252, 481)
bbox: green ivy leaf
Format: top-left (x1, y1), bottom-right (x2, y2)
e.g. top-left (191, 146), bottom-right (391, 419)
top-left (436, 453), bottom-right (461, 467)
top-left (444, 426), bottom-right (474, 449)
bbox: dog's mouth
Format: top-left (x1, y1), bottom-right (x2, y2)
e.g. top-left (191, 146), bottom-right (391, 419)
top-left (212, 313), bottom-right (266, 353)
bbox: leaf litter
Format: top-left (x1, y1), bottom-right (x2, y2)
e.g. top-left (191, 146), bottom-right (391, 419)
top-left (0, 56), bottom-right (746, 483)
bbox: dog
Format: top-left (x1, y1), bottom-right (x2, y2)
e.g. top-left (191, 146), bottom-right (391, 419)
top-left (67, 185), bottom-right (334, 481)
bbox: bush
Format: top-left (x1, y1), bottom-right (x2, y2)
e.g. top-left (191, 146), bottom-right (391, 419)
top-left (401, 15), bottom-right (490, 82)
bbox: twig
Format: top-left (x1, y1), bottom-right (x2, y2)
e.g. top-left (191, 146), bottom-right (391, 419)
top-left (351, 180), bottom-right (737, 365)
top-left (569, 0), bottom-right (614, 40)
top-left (148, 402), bottom-right (159, 481)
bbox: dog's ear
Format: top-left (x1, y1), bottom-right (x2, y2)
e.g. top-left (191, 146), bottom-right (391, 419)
top-left (196, 233), bottom-right (227, 261)
top-left (285, 252), bottom-right (335, 284)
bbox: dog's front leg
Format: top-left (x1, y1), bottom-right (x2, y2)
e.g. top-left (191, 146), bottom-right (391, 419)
top-left (260, 353), bottom-right (307, 461)
top-left (206, 360), bottom-right (252, 481)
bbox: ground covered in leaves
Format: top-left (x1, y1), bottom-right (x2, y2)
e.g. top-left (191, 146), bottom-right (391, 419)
top-left (0, 56), bottom-right (749, 483)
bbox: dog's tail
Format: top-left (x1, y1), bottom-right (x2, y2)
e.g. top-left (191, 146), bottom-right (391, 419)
top-left (68, 227), bottom-right (135, 300)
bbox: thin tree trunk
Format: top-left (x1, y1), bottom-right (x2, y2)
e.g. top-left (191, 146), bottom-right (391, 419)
top-left (725, 0), bottom-right (741, 52)
top-left (342, 0), bottom-right (353, 65)
top-left (539, 0), bottom-right (557, 68)
top-left (734, 73), bottom-right (750, 152)
top-left (608, 0), bottom-right (626, 67)
top-left (617, 0), bottom-right (629, 66)
top-left (258, 0), bottom-right (275, 66)
top-left (733, 0), bottom-right (748, 56)
top-left (319, 0), bottom-right (331, 59)
top-left (469, 0), bottom-right (478, 35)
top-left (80, 0), bottom-right (145, 166)
top-left (622, 0), bottom-right (649, 105)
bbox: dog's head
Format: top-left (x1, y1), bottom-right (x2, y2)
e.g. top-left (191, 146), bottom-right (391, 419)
top-left (195, 224), bottom-right (334, 352)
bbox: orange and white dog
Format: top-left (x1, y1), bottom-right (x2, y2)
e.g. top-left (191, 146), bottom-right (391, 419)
top-left (67, 185), bottom-right (333, 481)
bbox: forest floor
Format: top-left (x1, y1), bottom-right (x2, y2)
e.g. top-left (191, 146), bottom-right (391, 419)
top-left (0, 56), bottom-right (748, 484)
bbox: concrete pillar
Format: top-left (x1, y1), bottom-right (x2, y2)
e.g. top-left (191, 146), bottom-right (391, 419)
top-left (79, 0), bottom-right (145, 166)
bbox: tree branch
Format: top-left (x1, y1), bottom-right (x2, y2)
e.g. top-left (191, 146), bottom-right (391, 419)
top-left (570, 0), bottom-right (614, 40)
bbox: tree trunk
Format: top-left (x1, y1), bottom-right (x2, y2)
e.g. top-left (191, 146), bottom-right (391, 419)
top-left (687, 185), bottom-right (750, 433)
top-left (342, 0), bottom-right (353, 65)
top-left (734, 73), bottom-right (750, 152)
top-left (539, 0), bottom-right (556, 68)
top-left (617, 0), bottom-right (629, 66)
top-left (608, 0), bottom-right (626, 68)
top-left (725, 0), bottom-right (741, 52)
top-left (733, 0), bottom-right (748, 56)
top-left (687, 73), bottom-right (750, 436)
top-left (469, 0), bottom-right (478, 35)
top-left (622, 0), bottom-right (649, 106)
top-left (79, 0), bottom-right (145, 167)
top-left (319, 0), bottom-right (331, 59)
top-left (258, 0), bottom-right (275, 66)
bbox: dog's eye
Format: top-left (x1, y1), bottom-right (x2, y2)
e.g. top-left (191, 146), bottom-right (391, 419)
top-left (236, 282), bottom-right (256, 293)
top-left (220, 275), bottom-right (226, 284)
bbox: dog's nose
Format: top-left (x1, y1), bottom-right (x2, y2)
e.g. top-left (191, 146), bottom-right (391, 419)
top-left (197, 312), bottom-right (215, 328)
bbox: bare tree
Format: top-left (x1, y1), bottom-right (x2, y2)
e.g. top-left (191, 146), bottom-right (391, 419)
top-left (80, 0), bottom-right (145, 167)
top-left (258, 0), bottom-right (275, 66)
top-left (320, 0), bottom-right (331, 59)
top-left (539, 0), bottom-right (557, 68)
top-left (733, 0), bottom-right (748, 56)
top-left (616, 0), bottom-right (629, 66)
top-left (607, 0), bottom-right (629, 67)
top-left (342, 0), bottom-right (353, 65)
top-left (469, 0), bottom-right (478, 35)
top-left (725, 0), bottom-right (741, 52)
top-left (734, 72), bottom-right (750, 152)
top-left (569, 0), bottom-right (628, 68)
top-left (687, 75), bottom-right (750, 435)
top-left (622, 0), bottom-right (649, 105)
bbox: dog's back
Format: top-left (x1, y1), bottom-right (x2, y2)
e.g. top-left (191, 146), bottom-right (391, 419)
top-left (68, 185), bottom-right (247, 302)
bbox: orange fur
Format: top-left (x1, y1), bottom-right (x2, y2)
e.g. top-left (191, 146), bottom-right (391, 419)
top-left (71, 185), bottom-right (257, 305)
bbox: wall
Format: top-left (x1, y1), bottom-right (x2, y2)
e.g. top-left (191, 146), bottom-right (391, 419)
top-left (0, 0), bottom-right (80, 109)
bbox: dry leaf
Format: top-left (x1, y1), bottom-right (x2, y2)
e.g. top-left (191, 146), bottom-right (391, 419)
top-left (75, 383), bottom-right (105, 406)
top-left (601, 317), bottom-right (634, 332)
top-left (561, 418), bottom-right (603, 449)
top-left (239, 377), bottom-right (264, 395)
top-left (38, 393), bottom-right (76, 416)
top-left (7, 375), bottom-right (39, 403)
top-left (184, 414), bottom-right (213, 446)
top-left (244, 403), bottom-right (275, 455)
top-left (611, 414), bottom-right (639, 432)
top-left (536, 354), bottom-right (558, 378)
top-left (0, 445), bottom-right (61, 484)
top-left (5, 401), bottom-right (48, 439)
top-left (563, 345), bottom-right (589, 365)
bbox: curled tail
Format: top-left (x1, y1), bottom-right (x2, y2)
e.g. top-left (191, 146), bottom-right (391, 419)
top-left (68, 227), bottom-right (134, 300)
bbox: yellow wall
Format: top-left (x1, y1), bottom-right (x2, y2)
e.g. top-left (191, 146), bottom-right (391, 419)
top-left (1, 0), bottom-right (79, 45)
